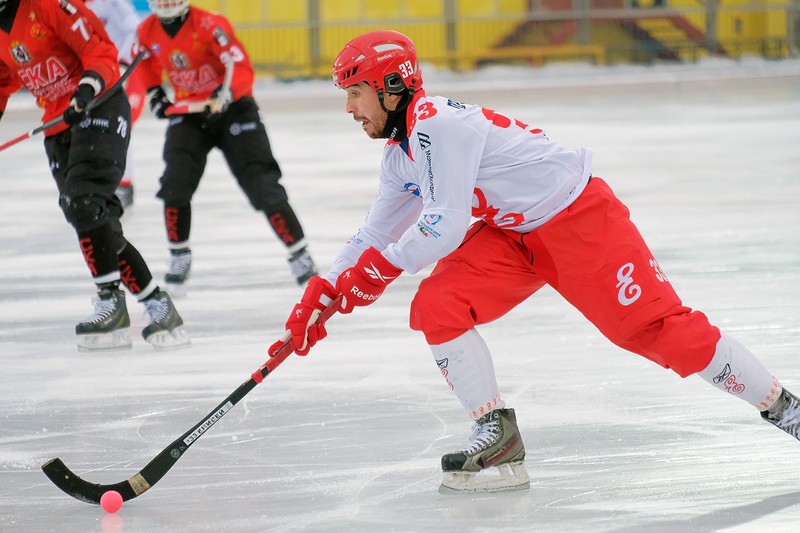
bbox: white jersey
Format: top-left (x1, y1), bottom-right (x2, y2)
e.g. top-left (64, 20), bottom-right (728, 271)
top-left (324, 92), bottom-right (592, 281)
top-left (85, 0), bottom-right (141, 64)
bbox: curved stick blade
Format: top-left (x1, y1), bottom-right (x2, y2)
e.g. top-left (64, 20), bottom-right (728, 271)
top-left (42, 458), bottom-right (149, 504)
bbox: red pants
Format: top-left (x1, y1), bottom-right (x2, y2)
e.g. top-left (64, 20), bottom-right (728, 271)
top-left (409, 178), bottom-right (720, 377)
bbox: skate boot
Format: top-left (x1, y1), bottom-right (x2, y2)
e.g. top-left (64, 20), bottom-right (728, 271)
top-left (76, 287), bottom-right (132, 351)
top-left (288, 247), bottom-right (318, 285)
top-left (761, 388), bottom-right (800, 441)
top-left (142, 289), bottom-right (190, 350)
top-left (439, 408), bottom-right (530, 494)
top-left (164, 248), bottom-right (192, 297)
top-left (115, 184), bottom-right (134, 209)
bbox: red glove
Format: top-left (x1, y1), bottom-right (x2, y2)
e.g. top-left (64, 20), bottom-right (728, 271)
top-left (336, 247), bottom-right (402, 314)
top-left (270, 276), bottom-right (338, 356)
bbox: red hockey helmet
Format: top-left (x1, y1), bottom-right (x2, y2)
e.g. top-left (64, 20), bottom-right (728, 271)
top-left (332, 30), bottom-right (422, 95)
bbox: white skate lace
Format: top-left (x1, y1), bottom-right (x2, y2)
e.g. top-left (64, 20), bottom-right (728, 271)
top-left (85, 297), bottom-right (117, 324)
top-left (774, 397), bottom-right (800, 438)
top-left (463, 418), bottom-right (501, 455)
top-left (144, 296), bottom-right (169, 324)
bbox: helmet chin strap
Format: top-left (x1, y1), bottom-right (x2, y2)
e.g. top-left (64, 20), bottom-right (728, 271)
top-left (379, 87), bottom-right (414, 140)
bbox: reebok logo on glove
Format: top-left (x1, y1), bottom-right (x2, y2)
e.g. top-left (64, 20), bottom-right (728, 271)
top-left (336, 247), bottom-right (403, 314)
top-left (364, 262), bottom-right (397, 283)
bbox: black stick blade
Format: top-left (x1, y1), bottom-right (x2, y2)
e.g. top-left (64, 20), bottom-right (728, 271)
top-left (41, 458), bottom-right (150, 504)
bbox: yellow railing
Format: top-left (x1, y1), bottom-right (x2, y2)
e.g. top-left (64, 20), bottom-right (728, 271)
top-left (190, 0), bottom-right (797, 79)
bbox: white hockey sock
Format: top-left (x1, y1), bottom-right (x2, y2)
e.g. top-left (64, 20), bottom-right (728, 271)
top-left (696, 332), bottom-right (782, 411)
top-left (430, 329), bottom-right (505, 420)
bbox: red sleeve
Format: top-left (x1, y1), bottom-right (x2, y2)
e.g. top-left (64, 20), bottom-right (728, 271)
top-left (40, 0), bottom-right (119, 91)
top-left (204, 14), bottom-right (254, 100)
top-left (133, 18), bottom-right (167, 90)
top-left (0, 62), bottom-right (23, 113)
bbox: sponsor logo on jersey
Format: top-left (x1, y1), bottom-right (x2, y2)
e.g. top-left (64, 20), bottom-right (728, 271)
top-left (10, 42), bottom-right (32, 66)
top-left (417, 131), bottom-right (436, 201)
top-left (615, 263), bottom-right (642, 306)
top-left (169, 64), bottom-right (219, 96)
top-left (418, 213), bottom-right (443, 238)
top-left (417, 131), bottom-right (431, 149)
top-left (16, 56), bottom-right (74, 100)
top-left (446, 99), bottom-right (466, 109)
top-left (403, 182), bottom-right (420, 196)
top-left (423, 214), bottom-right (442, 225)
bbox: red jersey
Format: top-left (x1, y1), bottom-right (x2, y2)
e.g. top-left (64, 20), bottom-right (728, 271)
top-left (0, 0), bottom-right (120, 136)
top-left (134, 7), bottom-right (254, 103)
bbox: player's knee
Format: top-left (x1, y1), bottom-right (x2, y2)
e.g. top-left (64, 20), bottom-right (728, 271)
top-left (617, 311), bottom-right (720, 377)
top-left (410, 280), bottom-right (472, 344)
top-left (59, 194), bottom-right (110, 231)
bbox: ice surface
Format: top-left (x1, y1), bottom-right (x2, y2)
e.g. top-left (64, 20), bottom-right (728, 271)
top-left (1, 59), bottom-right (799, 532)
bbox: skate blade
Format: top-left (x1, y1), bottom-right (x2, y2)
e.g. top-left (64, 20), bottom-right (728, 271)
top-left (76, 329), bottom-right (132, 352)
top-left (439, 461), bottom-right (530, 494)
top-left (164, 282), bottom-right (187, 299)
top-left (144, 326), bottom-right (191, 351)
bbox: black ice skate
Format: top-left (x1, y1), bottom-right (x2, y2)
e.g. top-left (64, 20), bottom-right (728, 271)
top-left (76, 287), bottom-right (132, 351)
top-left (288, 247), bottom-right (318, 285)
top-left (115, 184), bottom-right (134, 209)
top-left (164, 248), bottom-right (192, 297)
top-left (761, 388), bottom-right (800, 441)
top-left (142, 289), bottom-right (190, 350)
top-left (439, 408), bottom-right (530, 494)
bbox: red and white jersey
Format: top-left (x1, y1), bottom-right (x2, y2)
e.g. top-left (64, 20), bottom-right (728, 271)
top-left (325, 90), bottom-right (592, 280)
top-left (0, 0), bottom-right (120, 135)
top-left (133, 6), bottom-right (254, 102)
top-left (84, 0), bottom-right (141, 64)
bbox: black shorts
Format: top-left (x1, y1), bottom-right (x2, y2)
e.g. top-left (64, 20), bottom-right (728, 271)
top-left (157, 96), bottom-right (287, 209)
top-left (44, 89), bottom-right (131, 202)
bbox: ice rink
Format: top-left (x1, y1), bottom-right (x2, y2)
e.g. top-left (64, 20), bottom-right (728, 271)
top-left (1, 59), bottom-right (799, 533)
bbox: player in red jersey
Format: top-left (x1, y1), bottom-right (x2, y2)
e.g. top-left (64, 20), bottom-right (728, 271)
top-left (0, 0), bottom-right (188, 351)
top-left (133, 0), bottom-right (318, 291)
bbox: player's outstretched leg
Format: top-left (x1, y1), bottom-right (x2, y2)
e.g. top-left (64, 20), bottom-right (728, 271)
top-left (439, 408), bottom-right (530, 494)
top-left (76, 286), bottom-right (132, 352)
top-left (762, 388), bottom-right (800, 440)
top-left (141, 289), bottom-right (190, 350)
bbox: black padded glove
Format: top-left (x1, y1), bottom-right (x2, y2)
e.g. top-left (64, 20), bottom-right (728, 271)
top-left (63, 82), bottom-right (97, 126)
top-left (147, 85), bottom-right (172, 119)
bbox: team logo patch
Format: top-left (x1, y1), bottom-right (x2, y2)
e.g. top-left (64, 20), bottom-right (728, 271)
top-left (10, 42), bottom-right (32, 65)
top-left (170, 51), bottom-right (190, 69)
top-left (404, 182), bottom-right (420, 196)
top-left (30, 22), bottom-right (46, 40)
top-left (213, 27), bottom-right (230, 47)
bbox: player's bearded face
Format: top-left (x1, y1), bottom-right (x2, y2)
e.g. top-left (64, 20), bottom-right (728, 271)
top-left (344, 83), bottom-right (388, 139)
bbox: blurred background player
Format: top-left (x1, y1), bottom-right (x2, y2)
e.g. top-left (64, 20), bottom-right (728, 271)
top-left (0, 0), bottom-right (187, 351)
top-left (274, 30), bottom-right (800, 493)
top-left (133, 0), bottom-right (318, 291)
top-left (84, 0), bottom-right (144, 209)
